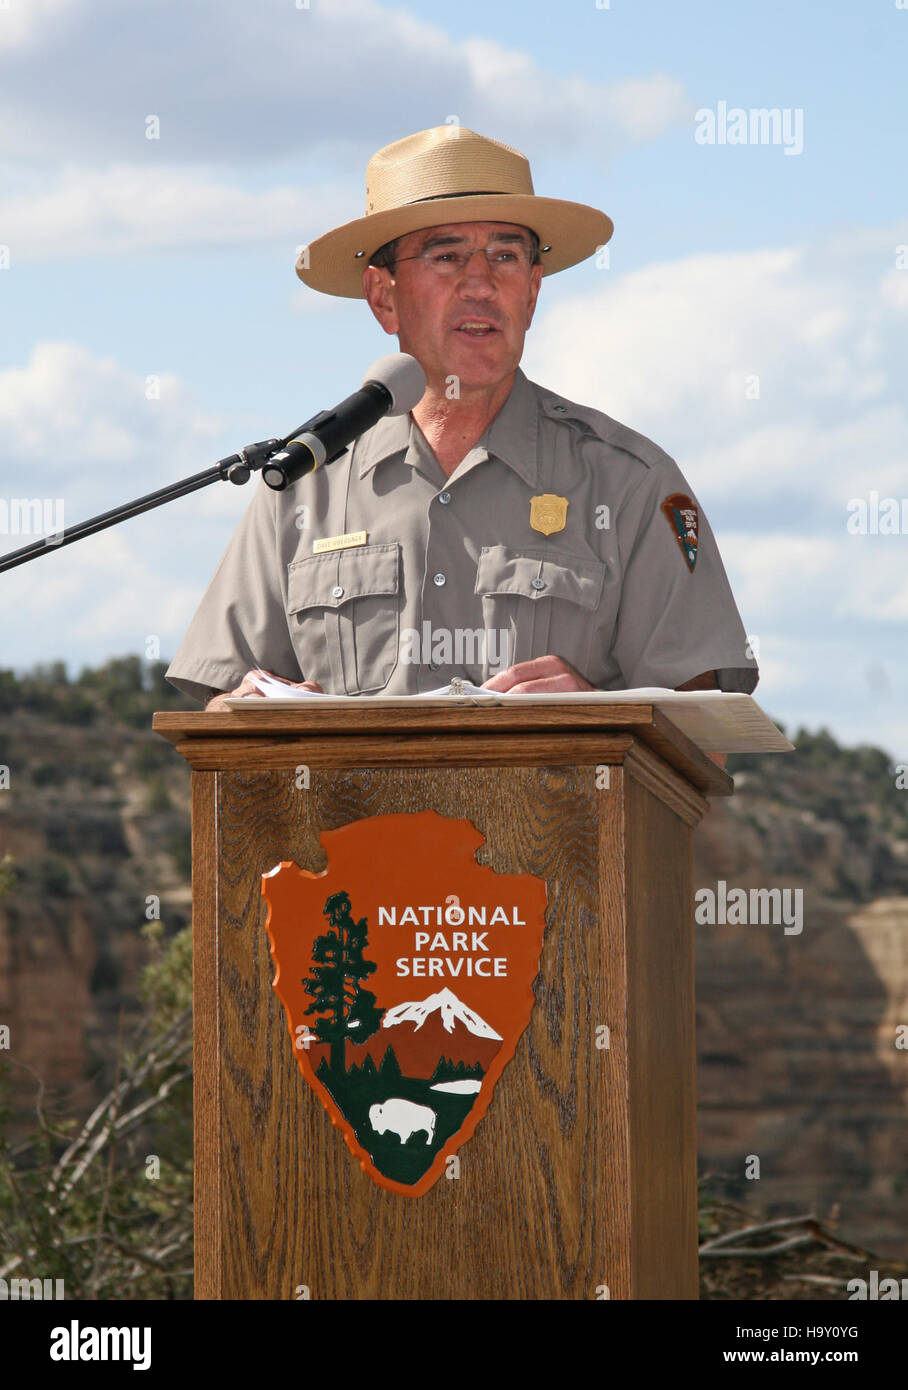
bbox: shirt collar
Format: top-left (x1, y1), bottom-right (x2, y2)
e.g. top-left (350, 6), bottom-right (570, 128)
top-left (356, 366), bottom-right (540, 489)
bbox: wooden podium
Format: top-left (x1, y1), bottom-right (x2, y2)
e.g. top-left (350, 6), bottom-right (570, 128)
top-left (153, 701), bottom-right (732, 1301)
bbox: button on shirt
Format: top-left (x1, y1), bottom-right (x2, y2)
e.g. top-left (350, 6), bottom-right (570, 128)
top-left (165, 368), bottom-right (759, 702)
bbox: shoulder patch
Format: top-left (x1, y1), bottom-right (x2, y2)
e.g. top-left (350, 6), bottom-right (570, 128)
top-left (661, 493), bottom-right (698, 571)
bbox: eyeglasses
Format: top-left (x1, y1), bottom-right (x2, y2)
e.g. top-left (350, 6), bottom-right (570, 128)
top-left (390, 242), bottom-right (535, 277)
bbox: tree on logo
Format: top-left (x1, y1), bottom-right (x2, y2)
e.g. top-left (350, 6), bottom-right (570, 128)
top-left (302, 891), bottom-right (384, 1077)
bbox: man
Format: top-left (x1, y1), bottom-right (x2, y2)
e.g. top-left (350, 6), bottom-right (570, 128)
top-left (166, 126), bottom-right (758, 708)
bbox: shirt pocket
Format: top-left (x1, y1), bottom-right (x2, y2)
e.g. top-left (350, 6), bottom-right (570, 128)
top-left (287, 542), bottom-right (400, 694)
top-left (473, 544), bottom-right (607, 679)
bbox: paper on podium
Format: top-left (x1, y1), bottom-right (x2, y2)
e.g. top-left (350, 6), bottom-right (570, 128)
top-left (224, 674), bottom-right (792, 754)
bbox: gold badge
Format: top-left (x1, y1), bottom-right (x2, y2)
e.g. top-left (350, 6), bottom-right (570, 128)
top-left (529, 495), bottom-right (568, 536)
top-left (312, 530), bottom-right (368, 554)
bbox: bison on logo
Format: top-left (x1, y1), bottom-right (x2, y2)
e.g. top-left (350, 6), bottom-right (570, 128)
top-left (262, 810), bottom-right (548, 1196)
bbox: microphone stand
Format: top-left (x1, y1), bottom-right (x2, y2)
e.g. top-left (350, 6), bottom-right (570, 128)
top-left (0, 429), bottom-right (312, 575)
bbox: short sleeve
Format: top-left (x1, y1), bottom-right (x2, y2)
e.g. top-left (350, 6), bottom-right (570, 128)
top-left (610, 458), bottom-right (758, 693)
top-left (165, 480), bottom-right (303, 704)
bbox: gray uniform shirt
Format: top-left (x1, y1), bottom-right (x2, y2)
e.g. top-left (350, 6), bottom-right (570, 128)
top-left (166, 367), bottom-right (759, 703)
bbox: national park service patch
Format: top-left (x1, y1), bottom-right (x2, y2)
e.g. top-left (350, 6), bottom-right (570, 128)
top-left (262, 810), bottom-right (548, 1197)
top-left (661, 492), bottom-right (699, 572)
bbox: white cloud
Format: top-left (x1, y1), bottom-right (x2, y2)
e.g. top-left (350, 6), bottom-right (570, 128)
top-left (0, 342), bottom-right (225, 487)
top-left (459, 37), bottom-right (687, 146)
top-left (834, 542), bottom-right (908, 623)
top-left (1, 515), bottom-right (210, 668)
top-left (880, 268), bottom-right (908, 311)
top-left (0, 0), bottom-right (688, 164)
top-left (601, 74), bottom-right (694, 142)
top-left (0, 339), bottom-right (260, 576)
top-left (527, 247), bottom-right (882, 420)
top-left (0, 0), bottom-right (80, 52)
top-left (523, 242), bottom-right (908, 512)
top-left (0, 341), bottom-right (256, 670)
top-left (692, 407), bottom-right (908, 508)
top-left (288, 283), bottom-right (353, 317)
top-left (725, 531), bottom-right (908, 627)
top-left (0, 162), bottom-right (353, 261)
top-left (0, 0), bottom-right (688, 261)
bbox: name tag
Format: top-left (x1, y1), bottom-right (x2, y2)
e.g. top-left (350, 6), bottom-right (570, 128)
top-left (312, 530), bottom-right (368, 554)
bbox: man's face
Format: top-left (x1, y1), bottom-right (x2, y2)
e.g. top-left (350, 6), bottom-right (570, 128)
top-left (363, 220), bottom-right (543, 394)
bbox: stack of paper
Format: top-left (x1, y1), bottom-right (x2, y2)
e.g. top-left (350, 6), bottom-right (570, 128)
top-left (226, 675), bottom-right (792, 753)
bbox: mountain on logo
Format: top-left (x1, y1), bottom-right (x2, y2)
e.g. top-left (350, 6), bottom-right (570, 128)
top-left (383, 988), bottom-right (503, 1039)
top-left (356, 987), bottom-right (503, 1078)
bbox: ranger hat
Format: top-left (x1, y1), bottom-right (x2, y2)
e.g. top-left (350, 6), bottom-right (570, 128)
top-left (295, 125), bottom-right (614, 299)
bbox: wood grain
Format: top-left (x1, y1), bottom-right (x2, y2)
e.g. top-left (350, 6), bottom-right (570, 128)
top-left (624, 739), bottom-right (709, 828)
top-left (170, 732), bottom-right (634, 771)
top-left (155, 702), bottom-right (684, 739)
top-left (191, 770), bottom-right (221, 1301)
top-left (161, 711), bottom-right (713, 1300)
top-left (624, 773), bottom-right (699, 1299)
top-left (153, 704), bottom-right (733, 796)
top-left (215, 766), bottom-right (609, 1299)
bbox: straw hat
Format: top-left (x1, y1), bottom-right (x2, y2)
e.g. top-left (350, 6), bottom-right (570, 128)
top-left (295, 126), bottom-right (613, 299)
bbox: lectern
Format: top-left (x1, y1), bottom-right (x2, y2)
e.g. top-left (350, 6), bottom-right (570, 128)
top-left (153, 701), bottom-right (732, 1301)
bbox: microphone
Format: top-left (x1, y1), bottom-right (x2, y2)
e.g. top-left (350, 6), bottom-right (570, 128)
top-left (262, 353), bottom-right (426, 491)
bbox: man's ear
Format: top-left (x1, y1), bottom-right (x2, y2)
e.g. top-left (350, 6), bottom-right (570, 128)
top-left (363, 266), bottom-right (400, 336)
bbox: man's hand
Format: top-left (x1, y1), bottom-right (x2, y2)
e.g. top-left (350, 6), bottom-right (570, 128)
top-left (205, 668), bottom-right (325, 712)
top-left (480, 658), bottom-right (728, 769)
top-left (481, 654), bottom-right (595, 694)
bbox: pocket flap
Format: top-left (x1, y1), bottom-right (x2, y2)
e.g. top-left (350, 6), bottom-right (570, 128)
top-left (287, 542), bottom-right (400, 612)
top-left (474, 545), bottom-right (605, 610)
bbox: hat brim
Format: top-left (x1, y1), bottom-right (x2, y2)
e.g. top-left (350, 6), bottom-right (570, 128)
top-left (295, 194), bottom-right (614, 298)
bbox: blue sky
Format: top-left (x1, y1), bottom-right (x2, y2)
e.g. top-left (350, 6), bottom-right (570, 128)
top-left (1, 0), bottom-right (906, 756)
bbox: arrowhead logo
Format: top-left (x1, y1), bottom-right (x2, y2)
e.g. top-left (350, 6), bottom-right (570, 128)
top-left (660, 491), bottom-right (699, 571)
top-left (262, 810), bottom-right (548, 1196)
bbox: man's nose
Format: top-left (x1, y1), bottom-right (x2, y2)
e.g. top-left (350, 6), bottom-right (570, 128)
top-left (458, 249), bottom-right (496, 289)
